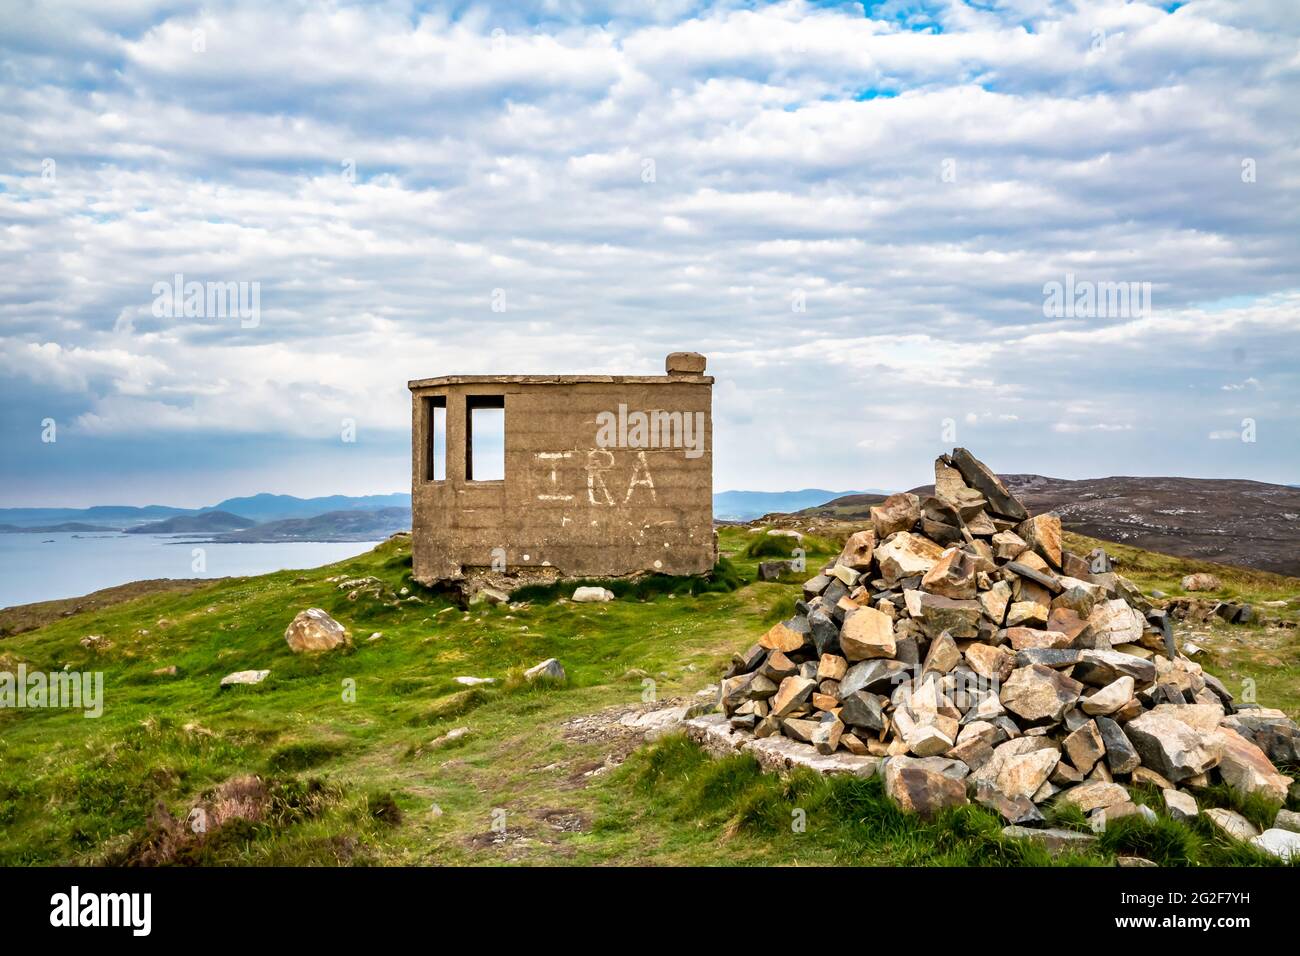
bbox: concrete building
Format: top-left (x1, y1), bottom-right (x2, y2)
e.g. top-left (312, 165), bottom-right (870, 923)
top-left (408, 352), bottom-right (715, 586)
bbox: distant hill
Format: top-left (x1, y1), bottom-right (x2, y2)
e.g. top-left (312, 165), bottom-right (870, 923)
top-left (126, 511), bottom-right (257, 534)
top-left (203, 493), bottom-right (412, 522)
top-left (713, 489), bottom-right (885, 521)
top-left (0, 495), bottom-right (411, 528)
top-left (0, 505), bottom-right (188, 529)
top-left (212, 507), bottom-right (411, 543)
top-left (0, 522), bottom-right (121, 533)
top-left (805, 475), bottom-right (1300, 577)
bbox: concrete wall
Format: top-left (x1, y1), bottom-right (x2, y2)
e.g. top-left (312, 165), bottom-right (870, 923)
top-left (408, 374), bottom-right (714, 583)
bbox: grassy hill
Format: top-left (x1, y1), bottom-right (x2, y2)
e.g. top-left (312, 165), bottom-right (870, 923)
top-left (0, 526), bottom-right (1297, 866)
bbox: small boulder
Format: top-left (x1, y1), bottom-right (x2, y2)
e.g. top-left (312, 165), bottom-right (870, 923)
top-left (874, 531), bottom-right (944, 586)
top-left (1000, 664), bottom-right (1082, 723)
top-left (284, 608), bottom-right (350, 653)
top-left (770, 675), bottom-right (817, 717)
top-left (870, 493), bottom-right (922, 540)
top-left (220, 669), bottom-right (269, 689)
top-left (883, 755), bottom-right (969, 817)
top-left (1181, 573), bottom-right (1222, 592)
top-left (1251, 828), bottom-right (1300, 861)
top-left (1215, 726), bottom-right (1292, 803)
top-left (1015, 514), bottom-right (1063, 568)
top-left (572, 586), bottom-right (615, 603)
top-left (1162, 788), bottom-right (1198, 821)
top-left (1001, 826), bottom-right (1096, 855)
top-left (1080, 676), bottom-right (1134, 716)
top-left (1054, 780), bottom-right (1130, 814)
top-left (758, 561), bottom-right (796, 581)
top-left (1202, 807), bottom-right (1260, 842)
top-left (835, 530), bottom-right (878, 572)
top-left (839, 606), bottom-right (896, 661)
top-left (1123, 711), bottom-right (1224, 783)
top-left (524, 658), bottom-right (566, 683)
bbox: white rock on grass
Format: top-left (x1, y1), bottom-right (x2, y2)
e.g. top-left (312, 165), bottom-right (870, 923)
top-left (454, 676), bottom-right (495, 686)
top-left (1201, 807), bottom-right (1260, 842)
top-left (619, 706), bottom-right (689, 741)
top-left (284, 608), bottom-right (349, 653)
top-left (1162, 788), bottom-right (1198, 821)
top-left (1251, 828), bottom-right (1300, 861)
top-left (220, 669), bottom-right (269, 688)
top-left (524, 658), bottom-right (566, 683)
top-left (431, 727), bottom-right (471, 747)
top-left (572, 586), bottom-right (615, 603)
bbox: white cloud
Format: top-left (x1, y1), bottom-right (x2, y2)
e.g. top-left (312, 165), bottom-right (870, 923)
top-left (1, 0), bottom-right (1298, 498)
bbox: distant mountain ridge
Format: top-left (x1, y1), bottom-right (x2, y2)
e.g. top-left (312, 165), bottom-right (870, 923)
top-left (804, 474), bottom-right (1300, 577)
top-left (714, 488), bottom-right (886, 521)
top-left (212, 508), bottom-right (412, 543)
top-left (0, 489), bottom-right (867, 528)
top-left (201, 493), bottom-right (413, 522)
top-left (0, 495), bottom-right (412, 528)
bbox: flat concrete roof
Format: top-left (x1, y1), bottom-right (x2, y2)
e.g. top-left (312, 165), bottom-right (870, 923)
top-left (408, 373), bottom-right (713, 390)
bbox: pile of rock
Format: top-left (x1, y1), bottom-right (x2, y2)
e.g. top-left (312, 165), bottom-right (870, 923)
top-left (713, 448), bottom-right (1299, 844)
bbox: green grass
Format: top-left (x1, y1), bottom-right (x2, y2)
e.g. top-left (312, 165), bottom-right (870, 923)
top-left (596, 736), bottom-right (1292, 866)
top-left (0, 525), bottom-right (1295, 866)
top-left (738, 528), bottom-right (838, 561)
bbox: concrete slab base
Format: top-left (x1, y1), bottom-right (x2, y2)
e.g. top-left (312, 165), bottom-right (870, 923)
top-left (683, 714), bottom-right (881, 779)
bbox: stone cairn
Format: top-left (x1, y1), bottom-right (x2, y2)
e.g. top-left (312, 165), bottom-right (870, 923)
top-left (716, 448), bottom-right (1300, 842)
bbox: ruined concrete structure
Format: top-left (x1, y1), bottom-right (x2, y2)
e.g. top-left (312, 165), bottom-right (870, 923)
top-left (408, 352), bottom-right (715, 585)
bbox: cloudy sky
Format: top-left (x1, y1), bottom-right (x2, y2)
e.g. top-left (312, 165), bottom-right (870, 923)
top-left (2, 0), bottom-right (1297, 507)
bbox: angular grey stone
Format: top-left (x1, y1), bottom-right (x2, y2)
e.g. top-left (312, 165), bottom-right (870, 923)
top-left (1000, 664), bottom-right (1083, 723)
top-left (758, 560), bottom-right (796, 581)
top-left (840, 690), bottom-right (887, 733)
top-left (524, 657), bottom-right (566, 683)
top-left (839, 658), bottom-right (910, 697)
top-left (1095, 716), bottom-right (1141, 774)
top-left (1072, 650), bottom-right (1157, 687)
top-left (1125, 711), bottom-right (1223, 783)
top-left (971, 780), bottom-right (1045, 826)
top-left (1014, 648), bottom-right (1084, 669)
top-left (727, 643), bottom-right (767, 677)
top-left (1001, 826), bottom-right (1097, 855)
top-left (802, 574), bottom-right (832, 599)
top-left (948, 448), bottom-right (1028, 520)
top-left (808, 606), bottom-right (840, 656)
top-left (1005, 561), bottom-right (1065, 595)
